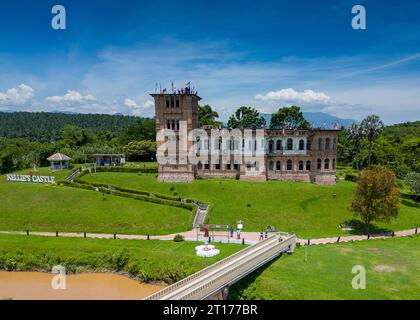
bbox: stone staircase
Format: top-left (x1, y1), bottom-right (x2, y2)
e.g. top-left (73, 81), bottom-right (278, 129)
top-left (192, 203), bottom-right (208, 228)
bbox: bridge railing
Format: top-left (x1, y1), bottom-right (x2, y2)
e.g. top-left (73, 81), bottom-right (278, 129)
top-left (144, 235), bottom-right (278, 300)
top-left (179, 235), bottom-right (296, 300)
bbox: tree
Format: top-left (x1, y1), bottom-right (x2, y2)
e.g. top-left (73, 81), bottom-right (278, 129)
top-left (119, 119), bottom-right (156, 145)
top-left (351, 165), bottom-right (400, 234)
top-left (123, 140), bottom-right (157, 161)
top-left (62, 125), bottom-right (97, 147)
top-left (199, 105), bottom-right (221, 127)
top-left (269, 105), bottom-right (310, 129)
top-left (347, 122), bottom-right (364, 170)
top-left (360, 115), bottom-right (384, 165)
top-left (227, 106), bottom-right (266, 129)
top-left (404, 171), bottom-right (420, 201)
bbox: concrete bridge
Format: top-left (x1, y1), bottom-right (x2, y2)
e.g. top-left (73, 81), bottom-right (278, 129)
top-left (144, 234), bottom-right (297, 300)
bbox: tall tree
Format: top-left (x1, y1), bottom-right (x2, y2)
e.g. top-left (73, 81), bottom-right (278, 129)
top-left (360, 115), bottom-right (384, 165)
top-left (199, 105), bottom-right (221, 127)
top-left (347, 122), bottom-right (364, 169)
top-left (404, 171), bottom-right (420, 201)
top-left (351, 165), bottom-right (400, 234)
top-left (227, 106), bottom-right (266, 129)
top-left (269, 105), bottom-right (310, 129)
top-left (123, 140), bottom-right (157, 161)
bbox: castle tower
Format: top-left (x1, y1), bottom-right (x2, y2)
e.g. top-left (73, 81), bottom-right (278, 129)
top-left (151, 92), bottom-right (201, 182)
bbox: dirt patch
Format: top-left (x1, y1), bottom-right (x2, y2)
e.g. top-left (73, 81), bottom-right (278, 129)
top-left (374, 265), bottom-right (396, 273)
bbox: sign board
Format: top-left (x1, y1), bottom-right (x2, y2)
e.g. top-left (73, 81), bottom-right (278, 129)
top-left (6, 174), bottom-right (55, 184)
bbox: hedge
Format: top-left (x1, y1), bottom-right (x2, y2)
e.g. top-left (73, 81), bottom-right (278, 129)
top-left (57, 180), bottom-right (195, 211)
top-left (344, 173), bottom-right (359, 182)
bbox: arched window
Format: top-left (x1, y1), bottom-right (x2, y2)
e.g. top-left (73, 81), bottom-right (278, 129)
top-left (287, 139), bottom-right (293, 150)
top-left (325, 138), bottom-right (331, 151)
top-left (318, 138), bottom-right (323, 150)
top-left (276, 140), bottom-right (282, 151)
top-left (333, 138), bottom-right (337, 151)
top-left (332, 158), bottom-right (336, 170)
top-left (317, 158), bottom-right (322, 170)
top-left (269, 161), bottom-right (274, 171)
top-left (324, 158), bottom-right (330, 170)
top-left (299, 139), bottom-right (305, 150)
top-left (269, 140), bottom-right (274, 153)
top-left (298, 161), bottom-right (304, 171)
top-left (276, 161), bottom-right (281, 171)
top-left (306, 160), bottom-right (311, 171)
top-left (306, 139), bottom-right (311, 151)
top-left (287, 159), bottom-right (293, 171)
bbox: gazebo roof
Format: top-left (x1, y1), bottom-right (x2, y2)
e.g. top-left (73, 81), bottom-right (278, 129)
top-left (47, 153), bottom-right (71, 161)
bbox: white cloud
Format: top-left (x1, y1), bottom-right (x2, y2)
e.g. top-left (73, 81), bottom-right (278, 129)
top-left (255, 88), bottom-right (332, 104)
top-left (124, 98), bottom-right (154, 116)
top-left (45, 90), bottom-right (96, 103)
top-left (0, 84), bottom-right (34, 105)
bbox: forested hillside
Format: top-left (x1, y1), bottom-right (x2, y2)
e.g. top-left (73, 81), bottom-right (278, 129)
top-left (0, 112), bottom-right (149, 142)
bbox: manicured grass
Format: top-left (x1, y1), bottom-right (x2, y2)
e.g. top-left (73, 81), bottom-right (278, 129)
top-left (12, 167), bottom-right (75, 181)
top-left (81, 172), bottom-right (420, 238)
top-left (0, 174), bottom-right (193, 235)
top-left (230, 235), bottom-right (420, 300)
top-left (0, 234), bottom-right (242, 284)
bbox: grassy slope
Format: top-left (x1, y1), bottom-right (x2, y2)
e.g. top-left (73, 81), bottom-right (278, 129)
top-left (0, 234), bottom-right (242, 284)
top-left (82, 172), bottom-right (420, 238)
top-left (230, 235), bottom-right (420, 300)
top-left (0, 173), bottom-right (193, 235)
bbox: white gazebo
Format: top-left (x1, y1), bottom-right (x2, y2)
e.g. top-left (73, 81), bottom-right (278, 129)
top-left (47, 153), bottom-right (71, 170)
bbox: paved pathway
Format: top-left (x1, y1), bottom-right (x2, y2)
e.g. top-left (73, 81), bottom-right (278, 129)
top-left (0, 227), bottom-right (417, 246)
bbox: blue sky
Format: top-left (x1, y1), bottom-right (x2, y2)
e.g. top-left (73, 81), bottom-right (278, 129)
top-left (0, 0), bottom-right (419, 124)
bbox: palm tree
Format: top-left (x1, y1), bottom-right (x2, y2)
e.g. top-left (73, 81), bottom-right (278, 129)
top-left (360, 115), bottom-right (384, 165)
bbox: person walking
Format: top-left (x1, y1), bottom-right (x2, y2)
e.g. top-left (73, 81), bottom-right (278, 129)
top-left (259, 232), bottom-right (264, 241)
top-left (230, 226), bottom-right (234, 238)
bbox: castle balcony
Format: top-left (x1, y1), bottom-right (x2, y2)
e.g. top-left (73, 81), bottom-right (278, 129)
top-left (267, 150), bottom-right (307, 156)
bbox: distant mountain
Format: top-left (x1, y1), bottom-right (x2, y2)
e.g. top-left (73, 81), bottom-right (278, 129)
top-left (260, 112), bottom-right (355, 129)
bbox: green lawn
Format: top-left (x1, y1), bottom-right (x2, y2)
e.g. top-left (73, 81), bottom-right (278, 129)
top-left (0, 234), bottom-right (242, 284)
top-left (81, 172), bottom-right (420, 238)
top-left (0, 174), bottom-right (193, 235)
top-left (230, 235), bottom-right (420, 300)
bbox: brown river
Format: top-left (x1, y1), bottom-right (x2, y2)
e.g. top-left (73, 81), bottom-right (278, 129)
top-left (0, 272), bottom-right (164, 300)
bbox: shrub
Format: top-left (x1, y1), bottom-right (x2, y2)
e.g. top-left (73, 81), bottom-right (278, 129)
top-left (173, 234), bottom-right (184, 242)
top-left (345, 173), bottom-right (358, 182)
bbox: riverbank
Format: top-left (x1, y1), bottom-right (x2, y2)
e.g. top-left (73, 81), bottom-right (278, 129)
top-left (0, 234), bottom-right (243, 285)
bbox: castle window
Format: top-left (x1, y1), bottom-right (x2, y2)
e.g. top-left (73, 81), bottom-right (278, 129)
top-left (287, 139), bottom-right (293, 150)
top-left (166, 98), bottom-right (170, 108)
top-left (176, 97), bottom-right (180, 108)
top-left (325, 138), bottom-right (331, 151)
top-left (306, 160), bottom-right (311, 171)
top-left (176, 120), bottom-right (180, 130)
top-left (333, 138), bottom-right (336, 151)
top-left (166, 119), bottom-right (171, 129)
top-left (299, 139), bottom-right (305, 150)
top-left (171, 119), bottom-right (176, 130)
top-left (276, 140), bottom-right (282, 150)
top-left (306, 139), bottom-right (311, 151)
top-left (204, 163), bottom-right (209, 170)
top-left (324, 158), bottom-right (330, 170)
top-left (170, 96), bottom-right (175, 108)
top-left (287, 160), bottom-right (293, 170)
top-left (215, 163), bottom-right (221, 170)
top-left (269, 140), bottom-right (274, 153)
top-left (298, 161), bottom-right (304, 171)
top-left (332, 158), bottom-right (336, 169)
top-left (317, 158), bottom-right (322, 170)
top-left (197, 162), bottom-right (202, 170)
top-left (318, 138), bottom-right (323, 150)
top-left (276, 161), bottom-right (281, 171)
top-left (226, 162), bottom-right (232, 170)
top-left (269, 161), bottom-right (274, 171)
top-left (234, 163), bottom-right (240, 170)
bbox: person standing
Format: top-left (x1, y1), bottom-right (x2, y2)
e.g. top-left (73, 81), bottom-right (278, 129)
top-left (230, 226), bottom-right (234, 238)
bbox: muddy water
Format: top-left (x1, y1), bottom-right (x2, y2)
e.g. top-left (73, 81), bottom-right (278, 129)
top-left (0, 272), bottom-right (164, 300)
